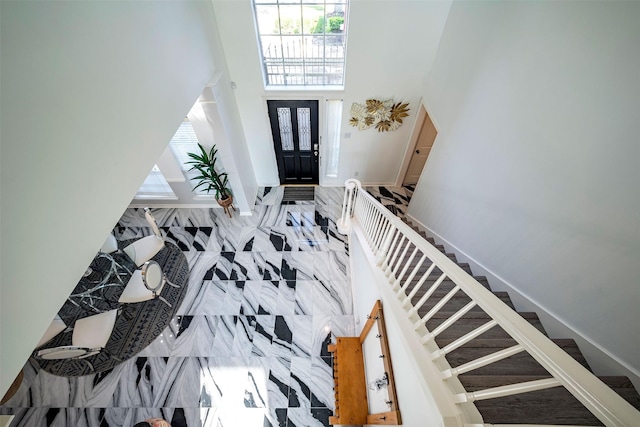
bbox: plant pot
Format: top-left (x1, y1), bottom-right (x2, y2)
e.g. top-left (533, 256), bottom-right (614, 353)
top-left (217, 195), bottom-right (235, 218)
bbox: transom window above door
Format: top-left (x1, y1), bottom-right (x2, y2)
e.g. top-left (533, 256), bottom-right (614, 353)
top-left (253, 0), bottom-right (349, 88)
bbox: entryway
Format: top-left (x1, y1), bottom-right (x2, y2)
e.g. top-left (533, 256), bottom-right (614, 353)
top-left (267, 100), bottom-right (319, 185)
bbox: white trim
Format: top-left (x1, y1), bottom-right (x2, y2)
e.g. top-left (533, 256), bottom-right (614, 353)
top-left (261, 96), bottom-right (326, 186)
top-left (358, 181), bottom-right (400, 186)
top-left (0, 415), bottom-right (15, 427)
top-left (395, 97), bottom-right (425, 186)
top-left (394, 98), bottom-right (441, 187)
top-left (207, 70), bottom-right (223, 87)
top-left (129, 203), bottom-right (219, 209)
top-left (265, 85), bottom-right (345, 92)
top-left (405, 212), bottom-right (640, 390)
top-left (132, 196), bottom-right (179, 201)
top-left (128, 203), bottom-right (254, 216)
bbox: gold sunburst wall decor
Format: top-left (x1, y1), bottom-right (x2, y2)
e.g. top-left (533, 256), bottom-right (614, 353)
top-left (349, 99), bottom-right (410, 132)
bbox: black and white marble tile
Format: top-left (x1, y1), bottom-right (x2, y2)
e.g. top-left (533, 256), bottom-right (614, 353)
top-left (275, 281), bottom-right (297, 315)
top-left (169, 315), bottom-right (219, 357)
top-left (2, 186), bottom-right (417, 427)
top-left (314, 186), bottom-right (344, 206)
top-left (206, 226), bottom-right (256, 252)
top-left (212, 316), bottom-right (239, 358)
top-left (293, 281), bottom-right (314, 316)
top-left (285, 207), bottom-right (316, 228)
top-left (259, 206), bottom-right (289, 228)
top-left (232, 253), bottom-right (263, 281)
top-left (288, 357), bottom-right (312, 408)
top-left (254, 252), bottom-right (283, 280)
top-left (232, 315), bottom-right (257, 357)
top-left (257, 280), bottom-right (280, 315)
top-left (282, 252), bottom-right (314, 281)
top-left (312, 280), bottom-right (353, 316)
top-left (251, 315), bottom-right (275, 357)
top-left (240, 281), bottom-right (263, 315)
top-left (289, 316), bottom-right (313, 358)
top-left (257, 187), bottom-right (285, 206)
top-left (161, 227), bottom-right (211, 252)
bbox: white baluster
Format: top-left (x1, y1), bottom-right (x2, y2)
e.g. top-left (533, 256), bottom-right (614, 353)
top-left (337, 179), bottom-right (360, 235)
top-left (376, 223), bottom-right (396, 266)
top-left (440, 345), bottom-right (524, 378)
top-left (453, 378), bottom-right (561, 403)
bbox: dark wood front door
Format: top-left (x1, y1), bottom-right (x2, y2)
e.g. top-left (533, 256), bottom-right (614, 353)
top-left (267, 100), bottom-right (319, 185)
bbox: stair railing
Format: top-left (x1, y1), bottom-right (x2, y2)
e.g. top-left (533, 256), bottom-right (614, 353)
top-left (339, 179), bottom-right (640, 427)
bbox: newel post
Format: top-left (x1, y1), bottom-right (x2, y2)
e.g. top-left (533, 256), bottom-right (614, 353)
top-left (337, 179), bottom-right (361, 235)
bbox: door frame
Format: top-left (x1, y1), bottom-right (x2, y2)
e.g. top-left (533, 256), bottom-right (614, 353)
top-left (395, 98), bottom-right (440, 187)
top-left (267, 99), bottom-right (320, 185)
top-left (263, 94), bottom-right (340, 187)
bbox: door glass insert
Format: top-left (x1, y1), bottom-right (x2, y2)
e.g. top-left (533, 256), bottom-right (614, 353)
top-left (277, 107), bottom-right (294, 151)
top-left (297, 107), bottom-right (311, 151)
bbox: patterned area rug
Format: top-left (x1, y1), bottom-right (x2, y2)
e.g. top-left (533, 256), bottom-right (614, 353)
top-left (282, 186), bottom-right (315, 203)
top-left (34, 241), bottom-right (189, 377)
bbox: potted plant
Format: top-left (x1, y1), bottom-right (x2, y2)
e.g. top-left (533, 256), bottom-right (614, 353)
top-left (186, 143), bottom-right (235, 217)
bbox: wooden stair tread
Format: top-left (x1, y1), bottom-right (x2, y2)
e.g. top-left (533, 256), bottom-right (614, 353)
top-left (429, 312), bottom-right (547, 344)
top-left (411, 291), bottom-right (515, 312)
top-left (444, 338), bottom-right (591, 371)
top-left (464, 378), bottom-right (640, 425)
top-left (395, 264), bottom-right (474, 281)
top-left (401, 275), bottom-right (491, 290)
top-left (470, 385), bottom-right (604, 426)
top-left (450, 351), bottom-right (555, 376)
top-left (432, 278), bottom-right (492, 291)
top-left (599, 377), bottom-right (640, 410)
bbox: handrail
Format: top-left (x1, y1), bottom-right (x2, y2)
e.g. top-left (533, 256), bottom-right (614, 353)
top-left (339, 179), bottom-right (640, 427)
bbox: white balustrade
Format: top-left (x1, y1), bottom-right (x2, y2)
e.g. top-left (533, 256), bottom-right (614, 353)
top-left (337, 179), bottom-right (359, 235)
top-left (341, 179), bottom-right (640, 427)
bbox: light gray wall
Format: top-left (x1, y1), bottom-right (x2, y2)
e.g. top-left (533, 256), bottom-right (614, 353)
top-left (212, 0), bottom-right (451, 186)
top-left (409, 1), bottom-right (640, 378)
top-left (0, 1), bottom-right (219, 395)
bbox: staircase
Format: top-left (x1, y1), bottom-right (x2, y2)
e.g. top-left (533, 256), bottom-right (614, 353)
top-left (400, 217), bottom-right (640, 425)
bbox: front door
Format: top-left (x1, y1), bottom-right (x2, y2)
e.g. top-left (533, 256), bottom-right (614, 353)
top-left (267, 100), bottom-right (319, 185)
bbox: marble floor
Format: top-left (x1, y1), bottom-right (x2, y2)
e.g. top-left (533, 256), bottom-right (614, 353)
top-left (1, 185), bottom-right (413, 427)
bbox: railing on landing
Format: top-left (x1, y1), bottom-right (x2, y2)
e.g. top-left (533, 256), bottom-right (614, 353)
top-left (338, 178), bottom-right (640, 427)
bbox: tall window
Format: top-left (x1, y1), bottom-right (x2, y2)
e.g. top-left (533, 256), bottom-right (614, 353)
top-left (135, 166), bottom-right (177, 200)
top-left (325, 99), bottom-right (342, 177)
top-left (253, 0), bottom-right (349, 88)
top-left (134, 120), bottom-right (209, 199)
top-left (168, 121), bottom-right (214, 195)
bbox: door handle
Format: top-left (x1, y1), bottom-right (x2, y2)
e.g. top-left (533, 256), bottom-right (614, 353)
top-left (314, 151), bottom-right (318, 156)
top-left (415, 149), bottom-right (420, 154)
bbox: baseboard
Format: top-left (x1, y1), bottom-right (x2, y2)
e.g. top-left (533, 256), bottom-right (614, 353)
top-left (359, 181), bottom-right (400, 187)
top-left (406, 213), bottom-right (640, 390)
top-left (129, 203), bottom-right (221, 209)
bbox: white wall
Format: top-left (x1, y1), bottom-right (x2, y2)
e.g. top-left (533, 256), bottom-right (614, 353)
top-left (410, 1), bottom-right (640, 379)
top-left (212, 0), bottom-right (451, 186)
top-left (0, 1), bottom-right (219, 395)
